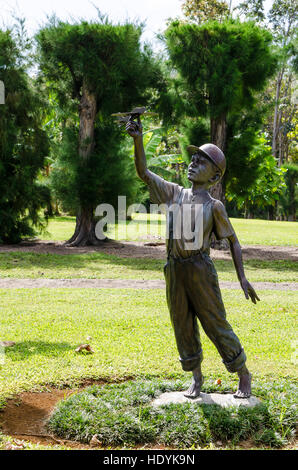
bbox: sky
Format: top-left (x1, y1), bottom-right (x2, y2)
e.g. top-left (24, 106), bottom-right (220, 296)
top-left (1, 0), bottom-right (273, 51)
top-left (1, 0), bottom-right (182, 49)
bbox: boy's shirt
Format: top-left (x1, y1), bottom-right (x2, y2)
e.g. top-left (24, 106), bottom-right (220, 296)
top-left (147, 170), bottom-right (235, 258)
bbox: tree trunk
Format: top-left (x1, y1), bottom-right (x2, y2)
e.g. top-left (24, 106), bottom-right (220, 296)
top-left (209, 114), bottom-right (229, 250)
top-left (66, 81), bottom-right (104, 246)
top-left (272, 69), bottom-right (284, 160)
top-left (278, 129), bottom-right (283, 167)
top-left (66, 208), bottom-right (102, 246)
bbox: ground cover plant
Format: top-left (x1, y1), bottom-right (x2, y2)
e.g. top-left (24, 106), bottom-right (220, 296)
top-left (47, 378), bottom-right (297, 448)
top-left (40, 215), bottom-right (298, 246)
top-left (0, 253), bottom-right (296, 283)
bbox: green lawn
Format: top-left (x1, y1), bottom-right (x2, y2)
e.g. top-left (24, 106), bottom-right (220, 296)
top-left (40, 214), bottom-right (298, 246)
top-left (0, 252), bottom-right (297, 283)
top-left (0, 288), bottom-right (296, 407)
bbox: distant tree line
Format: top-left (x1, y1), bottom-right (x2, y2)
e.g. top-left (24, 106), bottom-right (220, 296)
top-left (0, 2), bottom-right (297, 244)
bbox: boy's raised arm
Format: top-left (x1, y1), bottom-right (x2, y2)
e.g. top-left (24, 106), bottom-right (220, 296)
top-left (126, 117), bottom-right (150, 183)
top-left (126, 117), bottom-right (180, 207)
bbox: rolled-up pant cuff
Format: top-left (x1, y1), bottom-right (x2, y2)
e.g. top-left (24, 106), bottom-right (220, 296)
top-left (179, 350), bottom-right (203, 371)
top-left (223, 348), bottom-right (247, 373)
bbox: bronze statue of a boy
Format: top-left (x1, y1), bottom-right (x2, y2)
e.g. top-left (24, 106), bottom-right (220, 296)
top-left (126, 116), bottom-right (260, 399)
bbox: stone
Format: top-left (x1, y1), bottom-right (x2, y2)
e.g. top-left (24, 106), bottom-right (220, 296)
top-left (0, 341), bottom-right (16, 348)
top-left (152, 391), bottom-right (261, 408)
top-left (90, 435), bottom-right (101, 447)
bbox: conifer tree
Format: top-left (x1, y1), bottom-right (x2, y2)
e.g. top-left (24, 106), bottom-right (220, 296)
top-left (164, 19), bottom-right (277, 202)
top-left (36, 17), bottom-right (163, 246)
top-left (0, 28), bottom-right (49, 243)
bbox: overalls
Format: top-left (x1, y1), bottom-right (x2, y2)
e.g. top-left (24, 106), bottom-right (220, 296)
top-left (164, 192), bottom-right (246, 373)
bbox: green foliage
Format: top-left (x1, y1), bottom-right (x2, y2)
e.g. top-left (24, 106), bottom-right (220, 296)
top-left (143, 127), bottom-right (184, 180)
top-left (179, 117), bottom-right (210, 158)
top-left (164, 19), bottom-right (277, 119)
top-left (279, 162), bottom-right (298, 219)
top-left (182, 0), bottom-right (230, 24)
top-left (268, 0), bottom-right (298, 40)
top-left (236, 0), bottom-right (266, 22)
top-left (35, 17), bottom-right (164, 218)
top-left (0, 28), bottom-right (50, 243)
top-left (35, 17), bottom-right (163, 118)
top-left (48, 378), bottom-right (297, 448)
top-left (225, 110), bottom-right (267, 194)
top-left (50, 121), bottom-right (139, 214)
top-left (226, 135), bottom-right (287, 211)
top-left (162, 19), bottom-right (277, 203)
top-left (237, 1), bottom-right (298, 169)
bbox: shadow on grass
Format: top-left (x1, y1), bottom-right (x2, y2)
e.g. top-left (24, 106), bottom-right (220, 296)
top-left (0, 252), bottom-right (297, 278)
top-left (5, 341), bottom-right (75, 361)
top-left (0, 251), bottom-right (164, 273)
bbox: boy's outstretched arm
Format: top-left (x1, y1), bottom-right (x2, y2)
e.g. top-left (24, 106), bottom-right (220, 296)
top-left (227, 233), bottom-right (260, 304)
top-left (126, 117), bottom-right (180, 207)
top-left (126, 117), bottom-right (150, 183)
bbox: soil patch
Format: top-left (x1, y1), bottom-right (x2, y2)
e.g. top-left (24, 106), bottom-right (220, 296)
top-left (0, 386), bottom-right (88, 448)
top-left (0, 379), bottom-right (130, 450)
top-left (0, 239), bottom-right (297, 261)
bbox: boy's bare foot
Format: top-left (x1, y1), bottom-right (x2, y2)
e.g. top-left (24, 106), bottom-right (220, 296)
top-left (184, 375), bottom-right (204, 399)
top-left (234, 373), bottom-right (252, 398)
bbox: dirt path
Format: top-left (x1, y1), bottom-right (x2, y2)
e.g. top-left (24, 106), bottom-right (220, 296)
top-left (0, 239), bottom-right (297, 261)
top-left (0, 278), bottom-right (297, 290)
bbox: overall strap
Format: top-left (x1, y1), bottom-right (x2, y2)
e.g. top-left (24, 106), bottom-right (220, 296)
top-left (168, 188), bottom-right (184, 259)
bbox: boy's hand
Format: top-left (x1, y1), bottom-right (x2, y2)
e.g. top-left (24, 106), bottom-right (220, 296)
top-left (240, 278), bottom-right (260, 304)
top-left (126, 116), bottom-right (143, 138)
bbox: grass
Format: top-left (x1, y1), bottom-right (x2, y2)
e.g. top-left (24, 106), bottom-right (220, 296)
top-left (0, 252), bottom-right (297, 283)
top-left (0, 288), bottom-right (296, 408)
top-left (40, 214), bottom-right (298, 246)
top-left (47, 378), bottom-right (297, 448)
top-left (41, 216), bottom-right (77, 242)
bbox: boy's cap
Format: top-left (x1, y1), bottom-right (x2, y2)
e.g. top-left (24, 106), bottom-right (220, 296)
top-left (187, 143), bottom-right (226, 176)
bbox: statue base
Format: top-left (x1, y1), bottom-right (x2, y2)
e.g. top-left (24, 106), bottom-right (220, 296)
top-left (152, 391), bottom-right (261, 408)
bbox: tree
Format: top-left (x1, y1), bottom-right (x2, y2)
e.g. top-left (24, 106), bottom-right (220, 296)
top-left (226, 134), bottom-right (287, 218)
top-left (36, 16), bottom-right (163, 246)
top-left (236, 0), bottom-right (298, 166)
top-left (0, 28), bottom-right (50, 244)
top-left (182, 0), bottom-right (230, 24)
top-left (164, 19), bottom-right (277, 202)
top-left (268, 1), bottom-right (298, 164)
top-left (279, 163), bottom-right (298, 220)
top-left (236, 0), bottom-right (266, 22)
